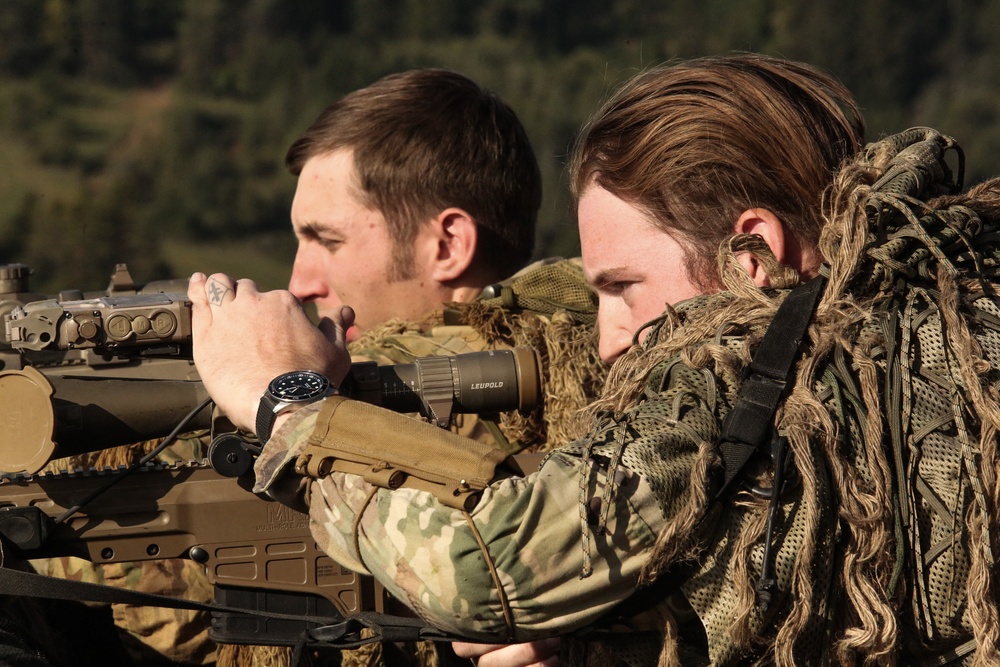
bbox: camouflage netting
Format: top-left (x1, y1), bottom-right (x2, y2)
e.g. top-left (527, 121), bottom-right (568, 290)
top-left (448, 257), bottom-right (605, 450)
top-left (590, 128), bottom-right (1000, 665)
top-left (349, 312), bottom-right (446, 354)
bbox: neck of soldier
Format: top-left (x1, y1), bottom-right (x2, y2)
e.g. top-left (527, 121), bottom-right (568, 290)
top-left (447, 283), bottom-right (490, 305)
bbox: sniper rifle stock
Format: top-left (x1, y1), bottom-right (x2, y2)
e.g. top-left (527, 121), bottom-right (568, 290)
top-left (0, 462), bottom-right (388, 645)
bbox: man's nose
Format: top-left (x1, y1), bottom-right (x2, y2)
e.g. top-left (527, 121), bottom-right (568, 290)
top-left (288, 245), bottom-right (323, 302)
top-left (597, 306), bottom-right (632, 364)
top-left (599, 329), bottom-right (632, 364)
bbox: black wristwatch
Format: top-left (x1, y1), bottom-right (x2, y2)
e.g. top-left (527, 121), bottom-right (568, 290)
top-left (255, 370), bottom-right (333, 445)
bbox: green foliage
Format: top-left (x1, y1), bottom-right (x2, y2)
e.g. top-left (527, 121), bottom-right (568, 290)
top-left (2, 0), bottom-right (1000, 291)
top-left (0, 0), bottom-right (49, 76)
top-left (10, 179), bottom-right (169, 293)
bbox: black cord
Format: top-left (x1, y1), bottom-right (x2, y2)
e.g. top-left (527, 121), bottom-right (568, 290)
top-left (52, 396), bottom-right (214, 525)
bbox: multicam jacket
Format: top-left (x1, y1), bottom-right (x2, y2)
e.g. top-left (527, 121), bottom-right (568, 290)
top-left (255, 129), bottom-right (1000, 666)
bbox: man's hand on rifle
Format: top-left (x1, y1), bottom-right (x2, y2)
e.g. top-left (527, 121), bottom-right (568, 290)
top-left (187, 272), bottom-right (354, 433)
top-left (452, 639), bottom-right (561, 667)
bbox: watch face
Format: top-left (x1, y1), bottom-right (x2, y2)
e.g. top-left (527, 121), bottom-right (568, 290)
top-left (268, 371), bottom-right (330, 402)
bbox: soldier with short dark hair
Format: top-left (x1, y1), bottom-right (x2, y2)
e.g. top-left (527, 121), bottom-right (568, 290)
top-left (284, 67), bottom-right (541, 343)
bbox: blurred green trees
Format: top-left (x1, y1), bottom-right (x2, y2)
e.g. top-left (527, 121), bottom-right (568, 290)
top-left (1, 0), bottom-right (998, 292)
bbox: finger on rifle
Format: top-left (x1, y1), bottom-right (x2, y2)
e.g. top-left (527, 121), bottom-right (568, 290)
top-left (204, 272), bottom-right (238, 307)
top-left (452, 642), bottom-right (502, 660)
top-left (452, 638), bottom-right (562, 667)
top-left (187, 272), bottom-right (212, 322)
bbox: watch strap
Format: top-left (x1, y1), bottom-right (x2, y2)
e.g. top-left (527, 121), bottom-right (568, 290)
top-left (255, 392), bottom-right (282, 445)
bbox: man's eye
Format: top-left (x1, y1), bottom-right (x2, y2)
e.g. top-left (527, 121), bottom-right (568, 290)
top-left (318, 238), bottom-right (342, 252)
top-left (604, 281), bottom-right (633, 295)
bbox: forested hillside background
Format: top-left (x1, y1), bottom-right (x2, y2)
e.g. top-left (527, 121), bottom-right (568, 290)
top-left (2, 0), bottom-right (999, 293)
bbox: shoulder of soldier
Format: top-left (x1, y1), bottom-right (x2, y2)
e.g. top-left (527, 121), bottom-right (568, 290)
top-left (449, 257), bottom-right (597, 326)
top-left (348, 313), bottom-right (487, 364)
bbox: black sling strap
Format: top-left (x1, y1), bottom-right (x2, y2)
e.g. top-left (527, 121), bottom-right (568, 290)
top-left (0, 562), bottom-right (335, 623)
top-left (0, 560), bottom-right (456, 653)
top-left (714, 275), bottom-right (826, 501)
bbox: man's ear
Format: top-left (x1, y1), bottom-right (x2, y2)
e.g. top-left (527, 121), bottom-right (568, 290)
top-left (732, 208), bottom-right (788, 288)
top-left (429, 208), bottom-right (477, 283)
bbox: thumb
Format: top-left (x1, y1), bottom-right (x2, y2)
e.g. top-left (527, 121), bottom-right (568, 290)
top-left (318, 305), bottom-right (355, 385)
top-left (319, 305), bottom-right (355, 345)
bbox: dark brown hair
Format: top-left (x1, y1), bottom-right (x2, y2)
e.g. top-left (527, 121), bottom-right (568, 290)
top-left (571, 53), bottom-right (865, 285)
top-left (287, 69), bottom-right (540, 281)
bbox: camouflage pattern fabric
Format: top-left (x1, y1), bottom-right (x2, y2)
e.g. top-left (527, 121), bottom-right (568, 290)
top-left (251, 324), bottom-right (711, 661)
top-left (104, 560), bottom-right (215, 666)
top-left (255, 401), bottom-right (666, 641)
top-left (33, 433), bottom-right (216, 666)
top-left (256, 130), bottom-right (1000, 666)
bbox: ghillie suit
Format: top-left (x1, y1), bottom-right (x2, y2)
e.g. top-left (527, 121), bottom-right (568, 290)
top-left (586, 128), bottom-right (1000, 665)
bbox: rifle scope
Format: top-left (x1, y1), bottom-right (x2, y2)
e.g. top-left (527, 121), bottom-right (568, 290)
top-left (0, 348), bottom-right (542, 476)
top-left (341, 348), bottom-right (541, 428)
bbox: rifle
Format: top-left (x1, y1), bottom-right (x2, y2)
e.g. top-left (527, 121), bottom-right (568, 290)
top-left (0, 263), bottom-right (542, 647)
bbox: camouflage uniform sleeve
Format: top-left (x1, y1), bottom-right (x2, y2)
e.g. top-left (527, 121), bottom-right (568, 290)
top-left (255, 356), bottom-right (715, 643)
